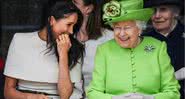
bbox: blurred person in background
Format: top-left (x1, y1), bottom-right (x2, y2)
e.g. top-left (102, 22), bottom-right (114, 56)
top-left (72, 0), bottom-right (114, 97)
top-left (143, 0), bottom-right (184, 98)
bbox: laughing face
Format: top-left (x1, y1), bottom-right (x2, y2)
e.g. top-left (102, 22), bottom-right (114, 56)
top-left (50, 13), bottom-right (78, 39)
top-left (113, 20), bottom-right (141, 48)
top-left (151, 5), bottom-right (176, 33)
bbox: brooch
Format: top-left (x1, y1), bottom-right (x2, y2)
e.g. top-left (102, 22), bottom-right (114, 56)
top-left (144, 45), bottom-right (155, 52)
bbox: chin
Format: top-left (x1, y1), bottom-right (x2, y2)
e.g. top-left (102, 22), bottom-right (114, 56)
top-left (156, 26), bottom-right (168, 32)
top-left (154, 23), bottom-right (169, 30)
top-left (119, 43), bottom-right (130, 48)
top-left (116, 40), bottom-right (128, 48)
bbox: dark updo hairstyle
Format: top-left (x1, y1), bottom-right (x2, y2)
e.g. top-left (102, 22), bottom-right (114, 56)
top-left (43, 1), bottom-right (84, 69)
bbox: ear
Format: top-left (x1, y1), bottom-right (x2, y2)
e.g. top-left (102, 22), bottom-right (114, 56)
top-left (138, 28), bottom-right (142, 36)
top-left (49, 16), bottom-right (56, 26)
top-left (85, 4), bottom-right (94, 14)
top-left (173, 13), bottom-right (179, 18)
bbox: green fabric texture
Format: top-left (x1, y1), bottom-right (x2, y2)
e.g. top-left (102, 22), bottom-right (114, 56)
top-left (87, 37), bottom-right (180, 99)
top-left (103, 0), bottom-right (154, 25)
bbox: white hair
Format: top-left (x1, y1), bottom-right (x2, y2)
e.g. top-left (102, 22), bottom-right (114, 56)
top-left (168, 5), bottom-right (180, 16)
top-left (135, 20), bottom-right (147, 30)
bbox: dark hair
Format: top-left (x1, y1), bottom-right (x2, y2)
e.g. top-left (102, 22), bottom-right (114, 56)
top-left (77, 0), bottom-right (113, 39)
top-left (80, 0), bottom-right (102, 40)
top-left (44, 1), bottom-right (84, 69)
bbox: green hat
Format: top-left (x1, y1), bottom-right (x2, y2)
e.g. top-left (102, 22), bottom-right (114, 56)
top-left (103, 0), bottom-right (154, 25)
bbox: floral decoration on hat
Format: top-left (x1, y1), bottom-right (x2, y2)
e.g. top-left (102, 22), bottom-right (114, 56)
top-left (102, 0), bottom-right (154, 25)
top-left (103, 0), bottom-right (121, 17)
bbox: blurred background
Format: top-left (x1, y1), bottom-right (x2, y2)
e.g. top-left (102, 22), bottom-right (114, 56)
top-left (0, 0), bottom-right (50, 98)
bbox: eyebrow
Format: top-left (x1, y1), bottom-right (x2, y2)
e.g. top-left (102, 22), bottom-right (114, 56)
top-left (114, 25), bottom-right (134, 28)
top-left (68, 22), bottom-right (76, 24)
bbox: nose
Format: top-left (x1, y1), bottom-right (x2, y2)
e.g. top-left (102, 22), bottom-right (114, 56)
top-left (153, 9), bottom-right (161, 18)
top-left (68, 26), bottom-right (73, 35)
top-left (119, 28), bottom-right (126, 37)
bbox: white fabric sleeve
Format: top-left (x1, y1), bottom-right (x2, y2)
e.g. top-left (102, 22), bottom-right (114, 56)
top-left (175, 67), bottom-right (185, 80)
top-left (4, 34), bottom-right (18, 77)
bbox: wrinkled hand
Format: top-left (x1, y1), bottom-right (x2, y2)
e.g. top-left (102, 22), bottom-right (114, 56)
top-left (112, 93), bottom-right (143, 99)
top-left (133, 93), bottom-right (154, 99)
top-left (112, 93), bottom-right (154, 99)
top-left (56, 34), bottom-right (71, 56)
top-left (26, 94), bottom-right (49, 99)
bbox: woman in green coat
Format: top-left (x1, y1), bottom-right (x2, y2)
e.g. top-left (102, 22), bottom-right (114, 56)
top-left (87, 0), bottom-right (180, 99)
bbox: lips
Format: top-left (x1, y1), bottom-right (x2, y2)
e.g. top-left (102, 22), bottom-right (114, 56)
top-left (119, 36), bottom-right (130, 42)
top-left (153, 20), bottom-right (165, 24)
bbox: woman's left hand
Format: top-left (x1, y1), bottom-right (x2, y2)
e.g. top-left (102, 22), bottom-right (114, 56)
top-left (56, 34), bottom-right (71, 56)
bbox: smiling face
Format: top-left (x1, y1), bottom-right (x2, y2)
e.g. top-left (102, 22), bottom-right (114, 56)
top-left (113, 20), bottom-right (141, 48)
top-left (72, 0), bottom-right (94, 16)
top-left (151, 5), bottom-right (176, 33)
top-left (50, 13), bottom-right (78, 39)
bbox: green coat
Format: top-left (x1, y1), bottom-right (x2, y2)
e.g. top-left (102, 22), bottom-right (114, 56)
top-left (87, 37), bottom-right (180, 99)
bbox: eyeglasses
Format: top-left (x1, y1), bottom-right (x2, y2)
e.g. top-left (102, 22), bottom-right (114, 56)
top-left (113, 25), bottom-right (136, 33)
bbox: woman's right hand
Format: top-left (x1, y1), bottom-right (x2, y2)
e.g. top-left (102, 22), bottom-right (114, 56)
top-left (26, 93), bottom-right (49, 99)
top-left (56, 34), bottom-right (71, 57)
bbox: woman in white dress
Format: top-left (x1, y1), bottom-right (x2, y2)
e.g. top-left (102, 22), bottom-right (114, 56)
top-left (4, 1), bottom-right (84, 99)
